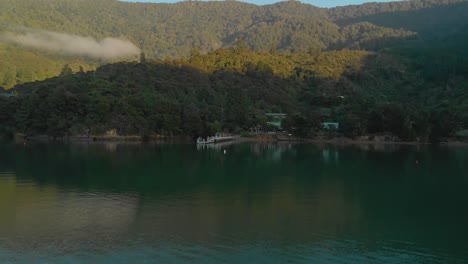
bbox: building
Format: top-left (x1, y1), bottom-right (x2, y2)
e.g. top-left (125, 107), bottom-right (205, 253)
top-left (322, 122), bottom-right (339, 130)
top-left (265, 113), bottom-right (287, 129)
top-left (455, 130), bottom-right (468, 138)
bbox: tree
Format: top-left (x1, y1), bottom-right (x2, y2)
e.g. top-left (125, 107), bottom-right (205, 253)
top-left (140, 52), bottom-right (147, 63)
top-left (60, 64), bottom-right (73, 76)
top-left (234, 38), bottom-right (248, 53)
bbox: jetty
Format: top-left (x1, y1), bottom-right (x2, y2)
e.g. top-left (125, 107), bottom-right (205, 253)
top-left (196, 133), bottom-right (239, 144)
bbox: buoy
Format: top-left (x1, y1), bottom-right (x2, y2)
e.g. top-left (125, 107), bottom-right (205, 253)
top-left (224, 149), bottom-right (227, 155)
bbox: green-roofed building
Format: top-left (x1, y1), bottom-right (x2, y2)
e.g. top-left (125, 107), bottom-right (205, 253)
top-left (265, 113), bottom-right (287, 119)
top-left (455, 130), bottom-right (468, 138)
top-left (267, 121), bottom-right (282, 128)
top-left (265, 113), bottom-right (286, 129)
top-left (322, 122), bottom-right (339, 130)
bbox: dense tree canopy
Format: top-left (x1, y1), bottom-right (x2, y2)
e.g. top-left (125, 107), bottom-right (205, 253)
top-left (1, 43), bottom-right (466, 142)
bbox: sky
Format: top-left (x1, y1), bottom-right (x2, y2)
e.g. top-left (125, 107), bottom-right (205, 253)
top-left (121, 0), bottom-right (402, 8)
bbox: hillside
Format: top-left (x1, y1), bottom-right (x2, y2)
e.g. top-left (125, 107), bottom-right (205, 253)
top-left (1, 0), bottom-right (467, 88)
top-left (1, 44), bottom-right (466, 141)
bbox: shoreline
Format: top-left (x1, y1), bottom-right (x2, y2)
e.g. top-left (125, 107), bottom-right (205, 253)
top-left (241, 136), bottom-right (468, 146)
top-left (9, 133), bottom-right (468, 146)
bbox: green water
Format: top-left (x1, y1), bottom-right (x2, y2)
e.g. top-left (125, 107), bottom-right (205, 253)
top-left (0, 142), bottom-right (467, 263)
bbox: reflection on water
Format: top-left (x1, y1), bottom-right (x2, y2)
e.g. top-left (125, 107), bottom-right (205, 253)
top-left (0, 142), bottom-right (467, 263)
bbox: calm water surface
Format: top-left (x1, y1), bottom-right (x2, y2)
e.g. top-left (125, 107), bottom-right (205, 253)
top-left (0, 142), bottom-right (467, 263)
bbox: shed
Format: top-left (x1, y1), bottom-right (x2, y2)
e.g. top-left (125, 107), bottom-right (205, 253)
top-left (322, 122), bottom-right (339, 130)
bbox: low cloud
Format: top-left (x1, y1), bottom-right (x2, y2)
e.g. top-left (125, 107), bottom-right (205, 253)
top-left (1, 29), bottom-right (140, 60)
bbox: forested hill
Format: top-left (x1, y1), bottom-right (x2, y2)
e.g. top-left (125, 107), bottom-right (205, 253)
top-left (1, 0), bottom-right (468, 88)
top-left (1, 44), bottom-right (467, 142)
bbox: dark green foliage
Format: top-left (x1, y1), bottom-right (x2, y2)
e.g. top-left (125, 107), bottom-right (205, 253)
top-left (1, 40), bottom-right (464, 141)
top-left (0, 96), bottom-right (17, 140)
top-left (0, 48), bottom-right (362, 137)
